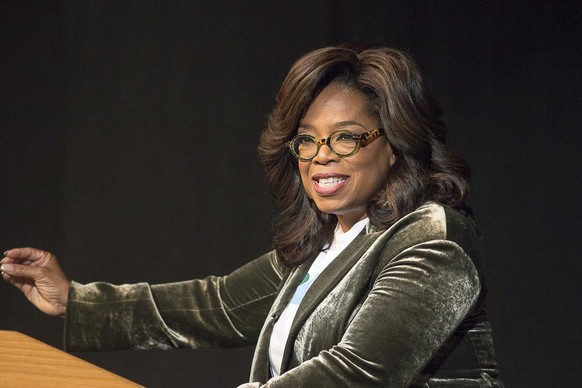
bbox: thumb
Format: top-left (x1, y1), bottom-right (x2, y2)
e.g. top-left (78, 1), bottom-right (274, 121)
top-left (1, 263), bottom-right (43, 280)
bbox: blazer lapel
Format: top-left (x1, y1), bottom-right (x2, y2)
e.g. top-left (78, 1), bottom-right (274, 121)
top-left (249, 262), bottom-right (311, 382)
top-left (279, 229), bottom-right (380, 372)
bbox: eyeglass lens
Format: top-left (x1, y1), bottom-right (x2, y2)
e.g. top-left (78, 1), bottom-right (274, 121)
top-left (293, 130), bottom-right (357, 159)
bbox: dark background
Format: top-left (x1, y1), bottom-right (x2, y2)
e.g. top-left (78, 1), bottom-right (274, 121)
top-left (1, 1), bottom-right (580, 387)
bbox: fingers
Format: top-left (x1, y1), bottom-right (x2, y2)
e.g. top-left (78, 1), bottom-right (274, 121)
top-left (0, 262), bottom-right (44, 281)
top-left (4, 247), bottom-right (52, 264)
top-left (1, 268), bottom-right (12, 282)
top-left (1, 247), bottom-right (59, 282)
top-left (1, 262), bottom-right (35, 293)
top-left (1, 269), bottom-right (29, 291)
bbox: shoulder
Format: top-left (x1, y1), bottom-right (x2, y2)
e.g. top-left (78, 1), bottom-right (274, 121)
top-left (371, 202), bottom-right (481, 265)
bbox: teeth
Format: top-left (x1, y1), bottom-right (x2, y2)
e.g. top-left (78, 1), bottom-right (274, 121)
top-left (317, 177), bottom-right (346, 187)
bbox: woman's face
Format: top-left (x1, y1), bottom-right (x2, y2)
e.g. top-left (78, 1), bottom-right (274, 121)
top-left (298, 82), bottom-right (397, 231)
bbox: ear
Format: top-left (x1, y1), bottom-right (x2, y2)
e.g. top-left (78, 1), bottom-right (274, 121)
top-left (385, 141), bottom-right (398, 167)
top-left (389, 150), bottom-right (397, 167)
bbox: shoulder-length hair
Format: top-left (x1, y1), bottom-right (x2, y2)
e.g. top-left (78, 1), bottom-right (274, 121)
top-left (258, 45), bottom-right (472, 267)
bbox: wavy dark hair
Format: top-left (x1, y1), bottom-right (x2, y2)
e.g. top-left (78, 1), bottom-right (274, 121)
top-left (258, 45), bottom-right (473, 267)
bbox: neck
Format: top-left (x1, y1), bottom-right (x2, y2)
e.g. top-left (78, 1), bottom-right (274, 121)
top-left (337, 212), bottom-right (368, 232)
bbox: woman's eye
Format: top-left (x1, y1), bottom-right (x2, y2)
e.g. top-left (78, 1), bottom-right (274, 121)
top-left (296, 136), bottom-right (313, 144)
top-left (336, 132), bottom-right (355, 141)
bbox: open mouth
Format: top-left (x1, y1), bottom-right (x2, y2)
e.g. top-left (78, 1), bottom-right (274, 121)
top-left (317, 176), bottom-right (346, 187)
top-left (312, 174), bottom-right (349, 195)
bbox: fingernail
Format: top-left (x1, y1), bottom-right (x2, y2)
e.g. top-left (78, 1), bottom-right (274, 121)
top-left (0, 264), bottom-right (13, 272)
top-left (3, 251), bottom-right (8, 256)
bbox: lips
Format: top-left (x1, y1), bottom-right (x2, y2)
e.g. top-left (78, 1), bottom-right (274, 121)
top-left (312, 173), bottom-right (349, 195)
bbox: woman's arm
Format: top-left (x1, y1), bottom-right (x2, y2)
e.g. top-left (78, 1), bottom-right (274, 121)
top-left (64, 251), bottom-right (285, 351)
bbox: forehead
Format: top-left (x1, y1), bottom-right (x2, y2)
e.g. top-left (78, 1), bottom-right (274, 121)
top-left (301, 83), bottom-right (372, 124)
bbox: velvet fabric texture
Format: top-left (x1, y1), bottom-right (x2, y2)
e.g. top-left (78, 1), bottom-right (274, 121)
top-left (65, 203), bottom-right (503, 387)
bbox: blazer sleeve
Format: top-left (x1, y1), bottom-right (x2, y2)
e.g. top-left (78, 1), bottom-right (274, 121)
top-left (64, 251), bottom-right (284, 352)
top-left (252, 238), bottom-right (481, 387)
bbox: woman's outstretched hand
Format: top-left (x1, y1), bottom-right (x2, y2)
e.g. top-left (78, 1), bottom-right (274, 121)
top-left (1, 248), bottom-right (70, 317)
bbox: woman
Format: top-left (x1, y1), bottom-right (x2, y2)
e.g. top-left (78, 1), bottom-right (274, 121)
top-left (1, 46), bottom-right (503, 387)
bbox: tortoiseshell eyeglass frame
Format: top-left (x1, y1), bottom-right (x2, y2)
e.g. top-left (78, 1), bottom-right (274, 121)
top-left (287, 127), bottom-right (386, 162)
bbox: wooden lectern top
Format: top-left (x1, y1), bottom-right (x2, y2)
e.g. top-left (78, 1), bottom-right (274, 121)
top-left (0, 330), bottom-right (142, 387)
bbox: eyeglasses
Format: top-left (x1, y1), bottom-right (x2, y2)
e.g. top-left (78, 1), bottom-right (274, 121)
top-left (287, 128), bottom-right (386, 162)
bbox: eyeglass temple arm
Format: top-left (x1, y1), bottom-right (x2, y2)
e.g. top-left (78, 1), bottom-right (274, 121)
top-left (359, 128), bottom-right (385, 146)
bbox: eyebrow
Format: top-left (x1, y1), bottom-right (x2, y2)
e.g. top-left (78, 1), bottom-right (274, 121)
top-left (297, 120), bottom-right (366, 131)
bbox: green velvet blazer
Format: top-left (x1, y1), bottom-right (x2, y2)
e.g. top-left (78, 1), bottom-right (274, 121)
top-left (65, 203), bottom-right (503, 387)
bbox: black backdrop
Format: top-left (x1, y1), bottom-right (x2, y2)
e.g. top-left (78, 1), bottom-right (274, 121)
top-left (1, 1), bottom-right (580, 387)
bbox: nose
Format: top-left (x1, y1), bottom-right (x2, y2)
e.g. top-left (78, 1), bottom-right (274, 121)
top-left (312, 142), bottom-right (340, 164)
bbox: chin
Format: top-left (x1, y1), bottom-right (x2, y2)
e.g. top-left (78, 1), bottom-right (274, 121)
top-left (315, 205), bottom-right (354, 219)
top-left (313, 200), bottom-right (346, 213)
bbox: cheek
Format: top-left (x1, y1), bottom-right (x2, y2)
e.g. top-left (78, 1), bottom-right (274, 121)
top-left (352, 153), bottom-right (392, 191)
top-left (298, 162), bottom-right (308, 181)
top-left (298, 163), bottom-right (312, 194)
